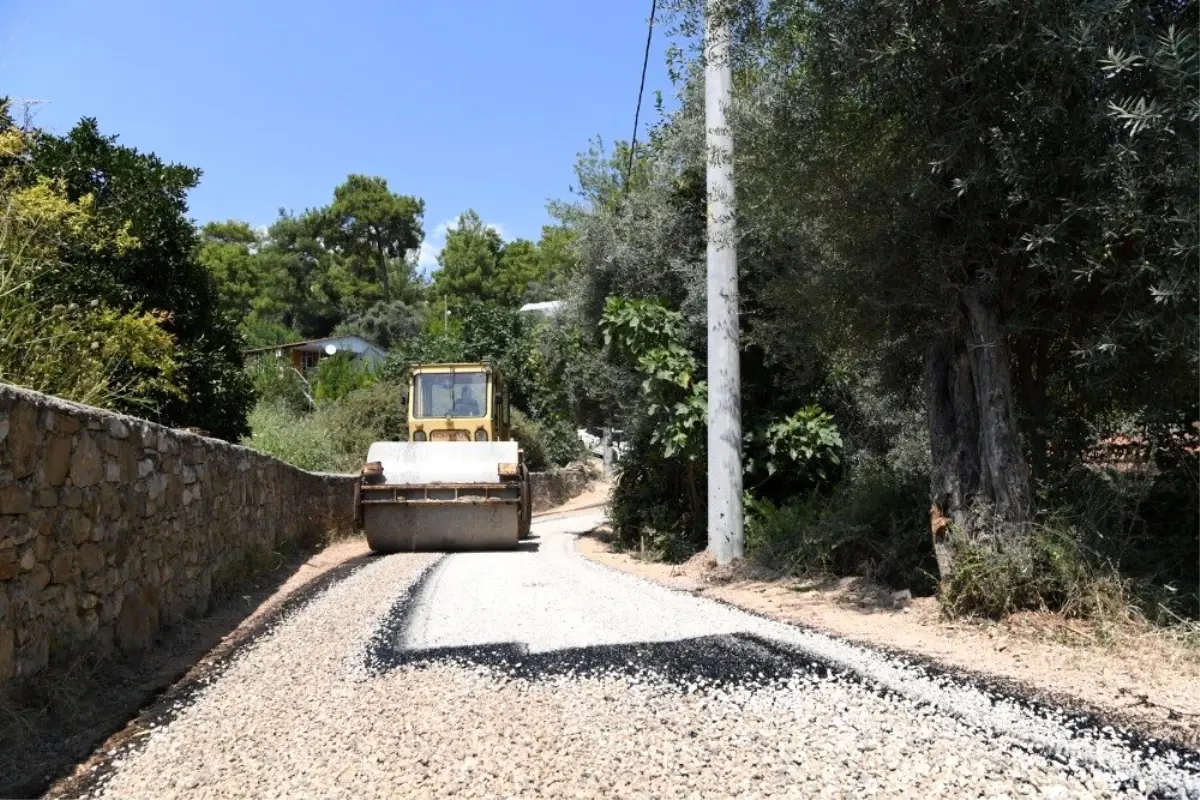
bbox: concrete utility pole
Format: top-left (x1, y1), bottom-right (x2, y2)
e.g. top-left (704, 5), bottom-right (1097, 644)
top-left (705, 0), bottom-right (744, 564)
top-left (602, 427), bottom-right (614, 477)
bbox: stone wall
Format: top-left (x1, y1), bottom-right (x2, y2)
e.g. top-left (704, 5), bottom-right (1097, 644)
top-left (0, 384), bottom-right (356, 687)
top-left (530, 465), bottom-right (595, 512)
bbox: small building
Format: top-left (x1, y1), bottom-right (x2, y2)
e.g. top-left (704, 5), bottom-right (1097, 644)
top-left (243, 335), bottom-right (386, 375)
top-left (518, 300), bottom-right (563, 318)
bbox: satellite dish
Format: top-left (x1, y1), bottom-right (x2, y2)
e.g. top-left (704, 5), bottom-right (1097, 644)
top-left (324, 344), bottom-right (337, 355)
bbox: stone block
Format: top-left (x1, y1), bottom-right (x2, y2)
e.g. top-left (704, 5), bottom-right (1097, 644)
top-left (56, 415), bottom-right (80, 434)
top-left (43, 434), bottom-right (73, 486)
top-left (78, 542), bottom-right (106, 575)
top-left (0, 547), bottom-right (18, 580)
top-left (70, 433), bottom-right (104, 488)
top-left (28, 564), bottom-right (50, 591)
top-left (50, 551), bottom-right (77, 585)
top-left (0, 627), bottom-right (13, 681)
top-left (33, 534), bottom-right (51, 562)
top-left (72, 514), bottom-right (92, 545)
top-left (116, 585), bottom-right (159, 653)
top-left (63, 487), bottom-right (83, 508)
top-left (35, 487), bottom-right (57, 507)
top-left (105, 459), bottom-right (121, 483)
top-left (107, 418), bottom-right (130, 440)
top-left (3, 405), bottom-right (38, 478)
top-left (0, 485), bottom-right (31, 515)
top-left (119, 446), bottom-right (137, 482)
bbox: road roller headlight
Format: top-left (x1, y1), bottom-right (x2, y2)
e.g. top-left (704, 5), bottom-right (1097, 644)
top-left (412, 429), bottom-right (427, 442)
top-left (475, 428), bottom-right (488, 441)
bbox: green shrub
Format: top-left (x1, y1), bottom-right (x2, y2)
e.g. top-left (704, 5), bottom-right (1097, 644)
top-left (247, 357), bottom-right (312, 414)
top-left (242, 401), bottom-right (343, 473)
top-left (744, 462), bottom-right (935, 592)
top-left (940, 524), bottom-right (1132, 622)
top-left (509, 408), bottom-right (549, 471)
top-left (941, 459), bottom-right (1200, 622)
top-left (744, 406), bottom-right (844, 504)
top-left (243, 380), bottom-right (409, 474)
top-left (323, 380), bottom-right (407, 464)
top-left (312, 352), bottom-right (377, 404)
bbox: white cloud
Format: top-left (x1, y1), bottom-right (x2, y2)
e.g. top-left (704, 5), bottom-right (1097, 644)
top-left (417, 215), bottom-right (509, 275)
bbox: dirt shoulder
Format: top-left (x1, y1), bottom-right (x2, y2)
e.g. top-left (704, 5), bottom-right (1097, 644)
top-left (575, 524), bottom-right (1200, 750)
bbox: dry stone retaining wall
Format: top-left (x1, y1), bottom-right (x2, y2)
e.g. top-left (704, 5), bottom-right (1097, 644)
top-left (0, 384), bottom-right (356, 687)
top-left (529, 465), bottom-right (594, 512)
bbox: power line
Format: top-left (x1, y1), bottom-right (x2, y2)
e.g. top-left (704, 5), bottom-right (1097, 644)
top-left (627, 0), bottom-right (658, 185)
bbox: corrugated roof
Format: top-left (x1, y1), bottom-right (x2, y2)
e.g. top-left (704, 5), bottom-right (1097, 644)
top-left (242, 334), bottom-right (384, 356)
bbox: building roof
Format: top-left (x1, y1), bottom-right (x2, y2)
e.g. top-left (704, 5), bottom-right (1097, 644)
top-left (242, 334), bottom-right (385, 359)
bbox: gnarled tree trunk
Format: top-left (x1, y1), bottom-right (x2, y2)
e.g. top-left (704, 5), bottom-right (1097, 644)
top-left (926, 284), bottom-right (1032, 584)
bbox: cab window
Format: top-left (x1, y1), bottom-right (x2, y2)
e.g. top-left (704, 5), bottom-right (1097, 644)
top-left (413, 372), bottom-right (489, 418)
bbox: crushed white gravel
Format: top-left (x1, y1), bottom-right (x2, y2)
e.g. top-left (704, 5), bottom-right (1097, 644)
top-left (83, 511), bottom-right (1199, 800)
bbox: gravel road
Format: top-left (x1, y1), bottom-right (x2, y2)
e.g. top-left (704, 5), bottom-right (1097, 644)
top-left (83, 510), bottom-right (1200, 799)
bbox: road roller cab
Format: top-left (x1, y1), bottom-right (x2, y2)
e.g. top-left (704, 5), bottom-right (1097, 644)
top-left (407, 362), bottom-right (510, 444)
top-left (356, 361), bottom-right (532, 553)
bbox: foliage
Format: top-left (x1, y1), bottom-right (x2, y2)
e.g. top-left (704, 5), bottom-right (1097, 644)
top-left (508, 408), bottom-right (550, 472)
top-left (242, 380), bottom-right (407, 474)
top-left (311, 352), bottom-right (377, 405)
top-left (246, 356), bottom-right (312, 415)
top-left (322, 380), bottom-right (407, 466)
top-left (333, 299), bottom-right (422, 350)
top-left (431, 209), bottom-right (506, 304)
top-left (27, 112), bottom-right (254, 439)
top-left (323, 175), bottom-right (424, 304)
top-left (431, 211), bottom-right (577, 308)
top-left (240, 316), bottom-right (299, 349)
top-left (242, 401), bottom-right (345, 473)
top-left (197, 220), bottom-right (263, 319)
top-left (744, 463), bottom-right (935, 593)
top-left (744, 406), bottom-right (843, 495)
top-left (601, 297), bottom-right (706, 460)
top-left (0, 115), bottom-right (179, 411)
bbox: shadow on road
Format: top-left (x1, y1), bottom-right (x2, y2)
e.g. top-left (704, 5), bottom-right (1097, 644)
top-left (363, 630), bottom-right (839, 689)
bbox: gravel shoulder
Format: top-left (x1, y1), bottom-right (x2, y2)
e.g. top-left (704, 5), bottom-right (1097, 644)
top-left (575, 525), bottom-right (1200, 750)
top-left (36, 536), bottom-right (375, 800)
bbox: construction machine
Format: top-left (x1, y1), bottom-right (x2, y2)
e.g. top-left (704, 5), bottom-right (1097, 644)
top-left (355, 361), bottom-right (532, 552)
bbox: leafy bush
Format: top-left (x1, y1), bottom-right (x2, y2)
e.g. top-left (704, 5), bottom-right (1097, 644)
top-left (323, 380), bottom-right (407, 465)
top-left (312, 352), bottom-right (377, 404)
top-left (246, 357), bottom-right (311, 414)
top-left (744, 462), bottom-right (935, 592)
top-left (940, 525), bottom-right (1131, 622)
top-left (509, 408), bottom-right (549, 471)
top-left (243, 380), bottom-right (407, 473)
top-left (0, 125), bottom-right (180, 412)
top-left (745, 406), bottom-right (844, 503)
top-left (241, 316), bottom-right (299, 349)
top-left (243, 401), bottom-right (344, 473)
top-left (942, 459), bottom-right (1200, 622)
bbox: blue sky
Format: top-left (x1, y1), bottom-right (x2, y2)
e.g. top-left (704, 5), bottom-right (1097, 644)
top-left (0, 0), bottom-right (674, 271)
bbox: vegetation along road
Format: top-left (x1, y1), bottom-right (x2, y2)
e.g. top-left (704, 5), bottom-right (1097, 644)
top-left (58, 508), bottom-right (1198, 799)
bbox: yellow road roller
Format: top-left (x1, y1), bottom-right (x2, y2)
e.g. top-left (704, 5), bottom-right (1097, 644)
top-left (355, 361), bottom-right (532, 552)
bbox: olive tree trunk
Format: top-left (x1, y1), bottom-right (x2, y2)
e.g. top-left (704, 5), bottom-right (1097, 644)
top-left (926, 284), bottom-right (1032, 584)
